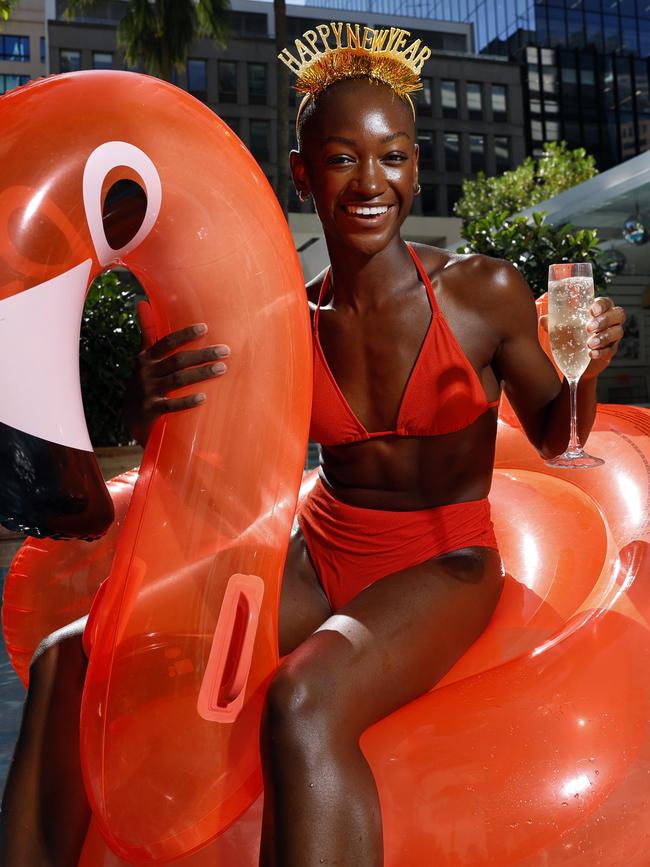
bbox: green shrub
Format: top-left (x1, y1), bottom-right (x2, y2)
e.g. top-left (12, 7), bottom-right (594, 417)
top-left (79, 271), bottom-right (141, 446)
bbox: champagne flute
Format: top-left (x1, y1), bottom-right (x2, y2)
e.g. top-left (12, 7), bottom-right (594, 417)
top-left (545, 262), bottom-right (604, 469)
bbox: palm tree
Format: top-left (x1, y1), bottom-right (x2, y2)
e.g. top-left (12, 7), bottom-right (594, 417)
top-left (64, 0), bottom-right (230, 82)
top-left (0, 0), bottom-right (17, 22)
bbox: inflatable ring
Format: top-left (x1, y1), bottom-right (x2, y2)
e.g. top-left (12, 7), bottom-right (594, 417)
top-left (4, 74), bottom-right (650, 865)
top-left (0, 71), bottom-right (311, 863)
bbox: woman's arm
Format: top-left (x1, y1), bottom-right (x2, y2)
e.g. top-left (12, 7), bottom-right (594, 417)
top-left (489, 260), bottom-right (625, 459)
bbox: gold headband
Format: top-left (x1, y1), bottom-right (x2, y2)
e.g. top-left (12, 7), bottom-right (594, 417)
top-left (278, 22), bottom-right (432, 129)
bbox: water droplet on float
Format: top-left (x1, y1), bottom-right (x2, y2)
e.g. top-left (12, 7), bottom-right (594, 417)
top-left (562, 801), bottom-right (569, 807)
top-left (595, 770), bottom-right (600, 776)
top-left (309, 783), bottom-right (314, 788)
top-left (589, 756), bottom-right (595, 762)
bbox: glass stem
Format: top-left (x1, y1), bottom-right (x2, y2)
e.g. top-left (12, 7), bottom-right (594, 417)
top-left (567, 377), bottom-right (582, 454)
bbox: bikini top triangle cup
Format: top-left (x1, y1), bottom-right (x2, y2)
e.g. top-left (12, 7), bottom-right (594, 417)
top-left (309, 244), bottom-right (500, 446)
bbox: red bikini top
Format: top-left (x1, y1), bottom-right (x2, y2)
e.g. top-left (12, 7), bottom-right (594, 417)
top-left (310, 244), bottom-right (499, 446)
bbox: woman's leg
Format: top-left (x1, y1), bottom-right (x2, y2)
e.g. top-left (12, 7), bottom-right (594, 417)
top-left (259, 546), bottom-right (504, 867)
top-left (0, 617), bottom-right (91, 867)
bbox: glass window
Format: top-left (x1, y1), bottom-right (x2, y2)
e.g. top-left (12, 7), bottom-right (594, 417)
top-left (421, 184), bottom-right (437, 216)
top-left (444, 132), bottom-right (461, 172)
top-left (640, 25), bottom-right (650, 57)
top-left (0, 34), bottom-right (30, 62)
top-left (467, 82), bottom-right (483, 119)
top-left (418, 77), bottom-right (433, 112)
top-left (491, 84), bottom-right (507, 120)
top-left (545, 119), bottom-right (560, 139)
top-left (640, 0), bottom-right (650, 17)
top-left (417, 130), bottom-right (435, 167)
top-left (218, 61), bottom-right (237, 103)
top-left (187, 58), bottom-right (207, 95)
top-left (40, 36), bottom-right (45, 64)
top-left (441, 80), bottom-right (458, 118)
top-left (635, 60), bottom-right (649, 114)
top-left (446, 184), bottom-right (462, 217)
top-left (528, 65), bottom-right (540, 91)
top-left (470, 134), bottom-right (485, 172)
top-left (548, 6), bottom-right (567, 47)
top-left (248, 63), bottom-right (267, 106)
top-left (531, 118), bottom-right (544, 141)
top-left (621, 17), bottom-right (639, 53)
top-left (585, 13), bottom-right (604, 51)
top-left (583, 122), bottom-right (600, 150)
top-left (60, 49), bottom-right (81, 72)
top-left (0, 73), bottom-right (29, 94)
top-left (249, 119), bottom-right (270, 161)
top-left (566, 10), bottom-right (585, 48)
top-left (603, 14), bottom-right (621, 51)
top-left (542, 64), bottom-right (558, 94)
top-left (223, 117), bottom-right (240, 134)
top-left (495, 136), bottom-right (510, 172)
top-left (92, 52), bottom-right (113, 70)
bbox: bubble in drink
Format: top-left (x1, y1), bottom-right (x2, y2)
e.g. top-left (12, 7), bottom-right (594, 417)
top-left (548, 276), bottom-right (594, 380)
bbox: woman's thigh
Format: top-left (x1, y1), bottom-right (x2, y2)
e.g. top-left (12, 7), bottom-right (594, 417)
top-left (277, 523), bottom-right (332, 657)
top-left (276, 547), bottom-right (504, 737)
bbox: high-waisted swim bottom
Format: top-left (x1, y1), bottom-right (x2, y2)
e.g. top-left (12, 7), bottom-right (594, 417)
top-left (296, 478), bottom-right (499, 611)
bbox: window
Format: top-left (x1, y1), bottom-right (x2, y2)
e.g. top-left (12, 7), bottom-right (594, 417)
top-left (491, 84), bottom-right (507, 121)
top-left (470, 134), bottom-right (485, 172)
top-left (248, 63), bottom-right (267, 106)
top-left (446, 185), bottom-right (462, 217)
top-left (249, 119), bottom-right (270, 162)
top-left (444, 133), bottom-right (461, 172)
top-left (441, 80), bottom-right (458, 118)
top-left (92, 52), bottom-right (113, 70)
top-left (218, 61), bottom-right (237, 103)
top-left (418, 77), bottom-right (432, 112)
top-left (188, 58), bottom-right (207, 96)
top-left (421, 184), bottom-right (437, 216)
top-left (223, 117), bottom-right (240, 135)
top-left (495, 136), bottom-right (510, 172)
top-left (60, 49), bottom-right (81, 72)
top-left (0, 73), bottom-right (29, 94)
top-left (467, 82), bottom-right (483, 119)
top-left (417, 131), bottom-right (435, 167)
top-left (0, 34), bottom-right (29, 62)
top-left (40, 36), bottom-right (46, 64)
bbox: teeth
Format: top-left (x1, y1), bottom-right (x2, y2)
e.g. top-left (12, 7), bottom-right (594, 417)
top-left (346, 205), bottom-right (389, 216)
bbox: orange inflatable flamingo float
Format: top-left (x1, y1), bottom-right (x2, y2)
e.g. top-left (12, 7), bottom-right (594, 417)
top-left (3, 71), bottom-right (650, 866)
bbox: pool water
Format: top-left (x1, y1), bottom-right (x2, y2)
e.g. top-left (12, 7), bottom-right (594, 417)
top-left (0, 566), bottom-right (26, 795)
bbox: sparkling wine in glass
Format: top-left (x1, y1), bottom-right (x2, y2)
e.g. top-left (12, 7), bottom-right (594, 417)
top-left (545, 262), bottom-right (604, 469)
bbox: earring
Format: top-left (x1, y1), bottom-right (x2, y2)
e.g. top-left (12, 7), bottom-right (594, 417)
top-left (414, 183), bottom-right (421, 196)
top-left (297, 190), bottom-right (310, 202)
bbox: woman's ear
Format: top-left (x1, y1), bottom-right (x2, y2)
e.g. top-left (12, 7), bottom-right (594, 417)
top-left (290, 150), bottom-right (310, 201)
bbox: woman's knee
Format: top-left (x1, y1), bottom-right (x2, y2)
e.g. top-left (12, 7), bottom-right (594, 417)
top-left (262, 662), bottom-right (339, 750)
top-left (29, 617), bottom-right (88, 690)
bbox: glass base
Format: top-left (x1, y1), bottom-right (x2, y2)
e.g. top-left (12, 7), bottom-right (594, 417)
top-left (544, 449), bottom-right (605, 469)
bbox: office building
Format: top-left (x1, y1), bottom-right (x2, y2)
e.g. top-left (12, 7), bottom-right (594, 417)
top-left (308, 0), bottom-right (650, 169)
top-left (0, 0), bottom-right (45, 94)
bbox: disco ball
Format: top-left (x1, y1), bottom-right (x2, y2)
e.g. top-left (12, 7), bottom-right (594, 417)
top-left (623, 217), bottom-right (649, 245)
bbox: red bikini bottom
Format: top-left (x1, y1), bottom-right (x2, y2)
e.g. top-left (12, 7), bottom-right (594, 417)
top-left (296, 478), bottom-right (499, 612)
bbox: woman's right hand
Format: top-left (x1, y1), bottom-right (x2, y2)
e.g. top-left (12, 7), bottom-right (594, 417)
top-left (123, 301), bottom-right (230, 446)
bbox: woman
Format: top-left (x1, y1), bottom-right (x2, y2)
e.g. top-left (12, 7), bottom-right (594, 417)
top-left (0, 26), bottom-right (625, 867)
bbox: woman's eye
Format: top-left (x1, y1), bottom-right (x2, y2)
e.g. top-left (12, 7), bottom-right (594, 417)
top-left (385, 153), bottom-right (408, 162)
top-left (326, 155), bottom-right (354, 165)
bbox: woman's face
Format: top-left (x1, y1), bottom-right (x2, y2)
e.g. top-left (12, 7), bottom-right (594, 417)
top-left (290, 79), bottom-right (419, 257)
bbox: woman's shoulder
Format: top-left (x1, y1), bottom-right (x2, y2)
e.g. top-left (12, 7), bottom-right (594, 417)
top-left (410, 243), bottom-right (522, 298)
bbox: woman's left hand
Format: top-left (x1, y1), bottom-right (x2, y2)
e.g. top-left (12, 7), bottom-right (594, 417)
top-left (583, 297), bottom-right (626, 379)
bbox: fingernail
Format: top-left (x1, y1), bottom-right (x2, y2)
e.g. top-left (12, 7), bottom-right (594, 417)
top-left (211, 363), bottom-right (226, 374)
top-left (592, 304), bottom-right (602, 315)
top-left (215, 346), bottom-right (230, 358)
top-left (194, 324), bottom-right (208, 335)
top-left (588, 337), bottom-right (599, 347)
top-left (591, 350), bottom-right (600, 358)
top-left (194, 393), bottom-right (206, 403)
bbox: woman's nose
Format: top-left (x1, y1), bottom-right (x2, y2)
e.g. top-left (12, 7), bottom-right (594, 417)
top-left (353, 158), bottom-right (384, 197)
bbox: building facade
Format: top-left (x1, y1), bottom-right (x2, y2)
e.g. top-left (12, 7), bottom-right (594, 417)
top-left (0, 0), bottom-right (45, 94)
top-left (40, 0), bottom-right (525, 270)
top-left (308, 0), bottom-right (650, 170)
